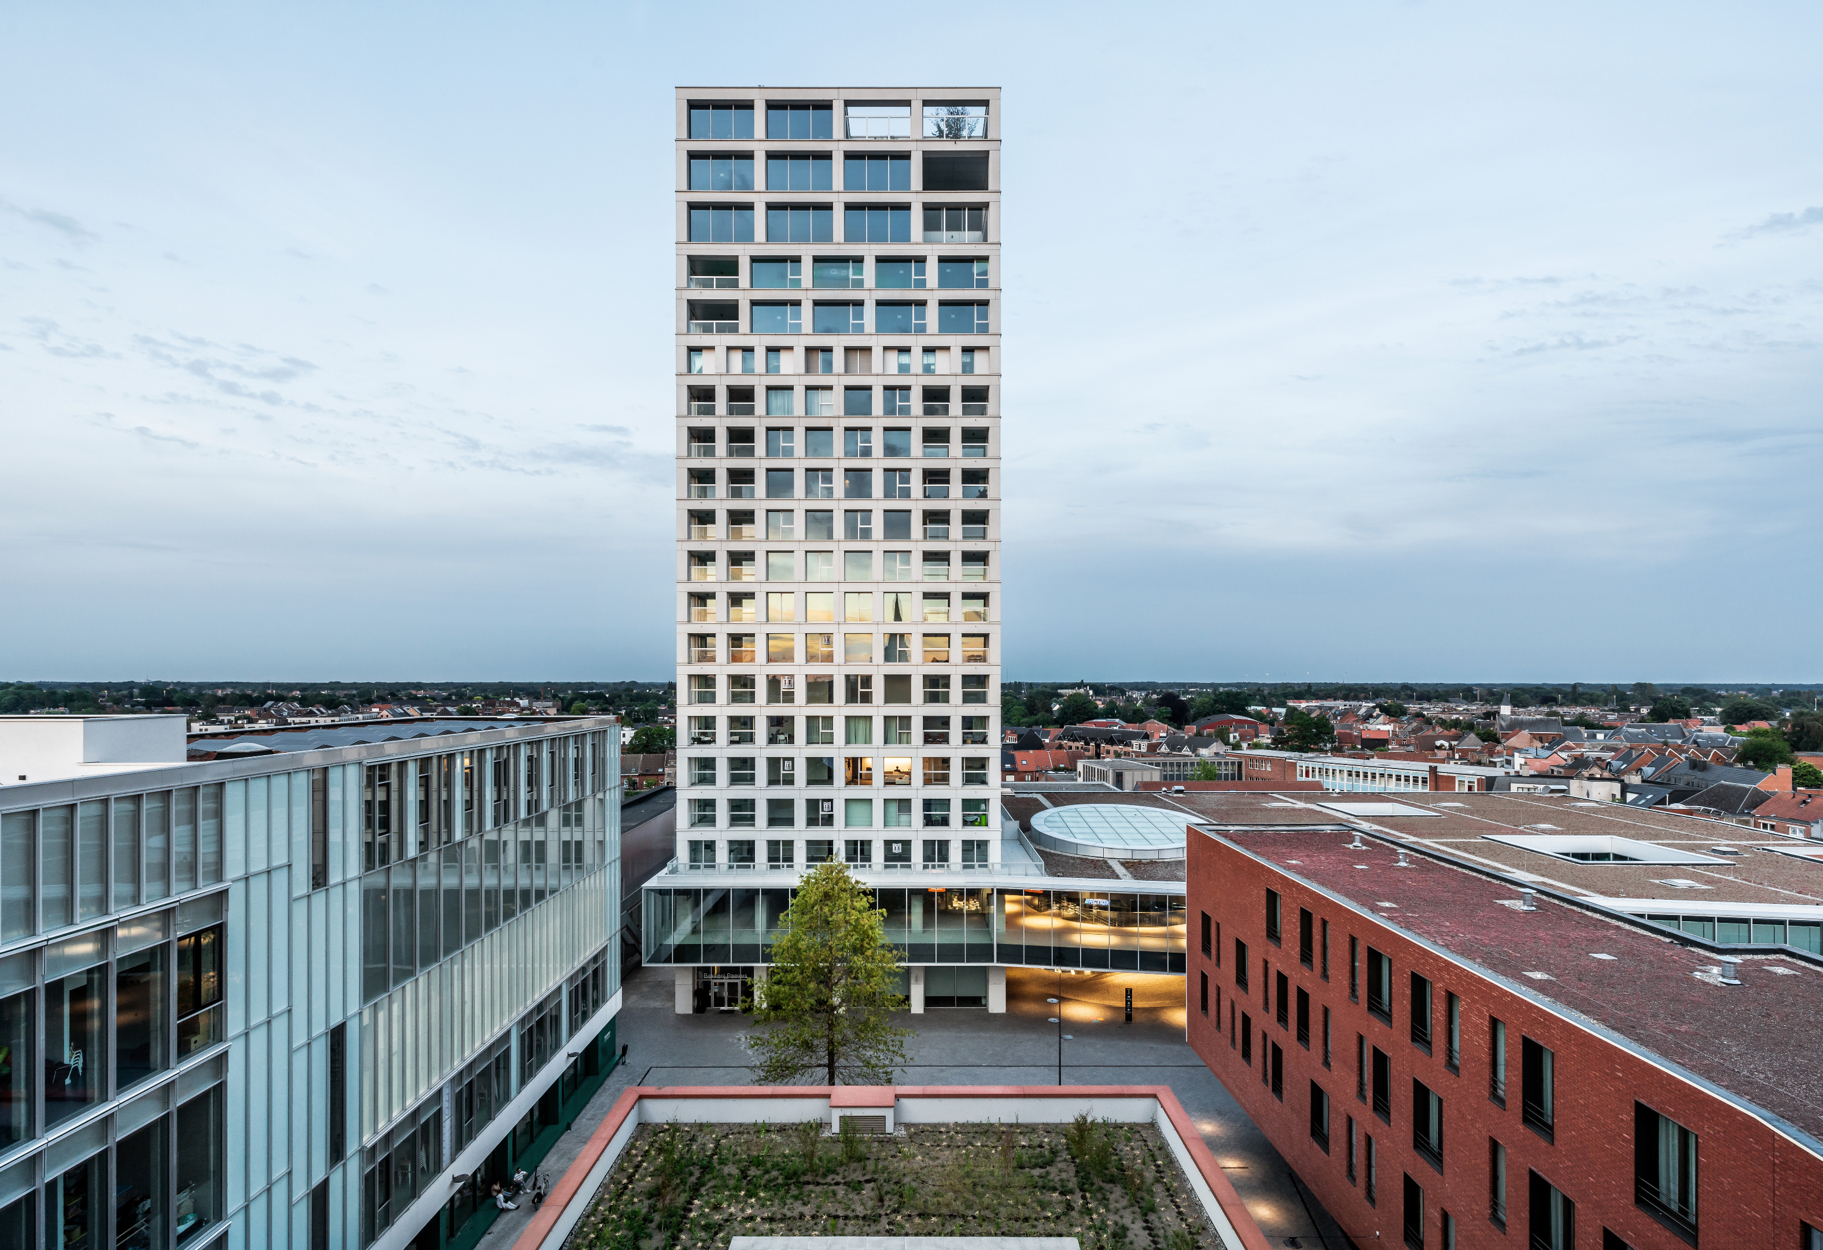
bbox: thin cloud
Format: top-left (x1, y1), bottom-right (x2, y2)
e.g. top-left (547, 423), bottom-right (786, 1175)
top-left (9, 204), bottom-right (98, 244)
top-left (1735, 206), bottom-right (1823, 238)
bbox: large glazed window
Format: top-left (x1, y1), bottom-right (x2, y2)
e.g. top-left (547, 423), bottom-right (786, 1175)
top-left (923, 206), bottom-right (986, 243)
top-left (689, 102), bottom-right (754, 140)
top-left (116, 944), bottom-right (168, 1090)
top-left (766, 103), bottom-right (831, 140)
top-left (768, 154), bottom-right (831, 191)
top-left (0, 986), bottom-right (30, 1147)
top-left (689, 154), bottom-right (754, 191)
top-left (689, 205), bottom-right (755, 243)
top-left (845, 154), bottom-right (910, 191)
top-left (44, 961), bottom-right (105, 1127)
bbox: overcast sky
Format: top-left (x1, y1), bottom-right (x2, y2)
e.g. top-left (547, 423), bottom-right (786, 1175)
top-left (3, 3), bottom-right (1820, 684)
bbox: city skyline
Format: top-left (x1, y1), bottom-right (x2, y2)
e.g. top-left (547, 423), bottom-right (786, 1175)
top-left (4, 4), bottom-right (1821, 681)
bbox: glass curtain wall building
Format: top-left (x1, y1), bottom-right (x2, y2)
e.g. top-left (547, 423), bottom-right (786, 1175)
top-left (674, 85), bottom-right (1003, 912)
top-left (0, 714), bottom-right (621, 1250)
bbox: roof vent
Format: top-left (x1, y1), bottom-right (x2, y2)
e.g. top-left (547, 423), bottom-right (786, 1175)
top-left (1517, 888), bottom-right (1537, 911)
top-left (1718, 957), bottom-right (1742, 986)
top-left (1347, 830), bottom-right (1366, 850)
top-left (1396, 848), bottom-right (1411, 869)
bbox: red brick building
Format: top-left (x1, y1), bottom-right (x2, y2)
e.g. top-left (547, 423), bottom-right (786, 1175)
top-left (1186, 821), bottom-right (1823, 1249)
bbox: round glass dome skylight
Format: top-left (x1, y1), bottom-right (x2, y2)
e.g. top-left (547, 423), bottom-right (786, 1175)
top-left (1028, 804), bottom-right (1188, 860)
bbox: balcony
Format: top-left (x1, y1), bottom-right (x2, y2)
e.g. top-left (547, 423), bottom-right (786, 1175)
top-left (690, 605), bottom-right (716, 623)
top-left (728, 562), bottom-right (756, 582)
top-left (961, 524), bottom-right (987, 540)
top-left (961, 403), bottom-right (988, 416)
top-left (688, 524), bottom-right (716, 541)
top-left (728, 524), bottom-right (756, 541)
top-left (726, 403), bottom-right (755, 416)
top-left (688, 440), bottom-right (715, 456)
top-left (688, 480), bottom-right (716, 499)
top-left (922, 403), bottom-right (949, 416)
top-left (688, 257), bottom-right (739, 289)
top-left (690, 644), bottom-right (717, 664)
top-left (689, 728), bottom-right (716, 745)
top-left (688, 300), bottom-right (740, 333)
top-left (923, 522), bottom-right (949, 540)
top-left (687, 560), bottom-right (716, 583)
top-left (726, 441), bottom-right (755, 457)
top-left (729, 641), bottom-right (756, 663)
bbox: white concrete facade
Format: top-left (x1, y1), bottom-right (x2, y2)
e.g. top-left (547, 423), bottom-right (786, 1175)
top-left (674, 87), bottom-right (1003, 881)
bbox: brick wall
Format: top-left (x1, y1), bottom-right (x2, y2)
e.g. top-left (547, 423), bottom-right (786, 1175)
top-left (1184, 833), bottom-right (1823, 1249)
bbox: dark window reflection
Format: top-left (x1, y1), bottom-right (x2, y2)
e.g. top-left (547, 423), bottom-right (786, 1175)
top-left (44, 964), bottom-right (105, 1127)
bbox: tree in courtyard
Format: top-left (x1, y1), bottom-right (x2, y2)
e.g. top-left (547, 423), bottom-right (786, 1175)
top-left (1278, 709), bottom-right (1335, 753)
top-left (1792, 761), bottom-right (1823, 789)
top-left (1190, 760), bottom-right (1228, 781)
top-left (745, 861), bottom-right (913, 1085)
top-left (1055, 692), bottom-right (1100, 725)
top-left (1646, 696), bottom-right (1692, 723)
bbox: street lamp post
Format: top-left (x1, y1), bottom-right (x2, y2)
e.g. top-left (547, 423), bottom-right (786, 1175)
top-left (1046, 990), bottom-right (1073, 1085)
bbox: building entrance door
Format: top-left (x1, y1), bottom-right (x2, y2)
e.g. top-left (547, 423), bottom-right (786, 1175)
top-left (700, 967), bottom-right (750, 1012)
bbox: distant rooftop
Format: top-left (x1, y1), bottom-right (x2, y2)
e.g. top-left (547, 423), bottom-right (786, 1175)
top-left (1173, 790), bottom-right (1823, 912)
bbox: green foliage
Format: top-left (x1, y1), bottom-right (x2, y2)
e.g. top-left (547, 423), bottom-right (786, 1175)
top-left (1792, 761), bottom-right (1823, 789)
top-left (1721, 697), bottom-right (1780, 726)
top-left (1737, 730), bottom-right (1795, 770)
top-left (1785, 713), bottom-right (1823, 753)
top-left (456, 704), bottom-right (478, 716)
top-left (1056, 693), bottom-right (1101, 726)
top-left (745, 861), bottom-right (912, 1085)
top-left (1278, 709), bottom-right (1335, 753)
top-left (569, 701), bottom-right (589, 714)
top-left (0, 684), bottom-right (100, 714)
top-left (1646, 696), bottom-right (1692, 722)
top-left (1376, 700), bottom-right (1408, 718)
top-left (1000, 693), bottom-right (1032, 727)
top-left (1188, 761), bottom-right (1227, 782)
top-left (1187, 689), bottom-right (1254, 721)
top-left (1153, 691), bottom-right (1188, 726)
top-left (627, 725), bottom-right (675, 754)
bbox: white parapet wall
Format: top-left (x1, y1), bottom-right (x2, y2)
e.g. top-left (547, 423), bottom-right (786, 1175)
top-left (508, 1086), bottom-right (1267, 1250)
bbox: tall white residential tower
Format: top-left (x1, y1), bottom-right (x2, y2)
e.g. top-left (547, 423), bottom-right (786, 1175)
top-left (673, 87), bottom-right (1002, 955)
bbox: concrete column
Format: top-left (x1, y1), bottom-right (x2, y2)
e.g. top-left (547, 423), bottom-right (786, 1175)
top-left (675, 967), bottom-right (695, 1014)
top-left (910, 966), bottom-right (925, 1014)
top-left (987, 966), bottom-right (1006, 1014)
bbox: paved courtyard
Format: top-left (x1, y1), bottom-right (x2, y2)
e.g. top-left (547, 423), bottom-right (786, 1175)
top-left (476, 964), bottom-right (1351, 1250)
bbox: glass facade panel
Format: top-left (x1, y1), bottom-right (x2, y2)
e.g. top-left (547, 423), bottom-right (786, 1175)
top-left (116, 945), bottom-right (168, 1091)
top-left (0, 987), bottom-right (30, 1148)
top-left (44, 962), bottom-right (105, 1127)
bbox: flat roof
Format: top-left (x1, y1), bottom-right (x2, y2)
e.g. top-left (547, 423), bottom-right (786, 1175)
top-left (1200, 823), bottom-right (1823, 1152)
top-left (1175, 791), bottom-right (1823, 910)
top-left (186, 718), bottom-right (583, 755)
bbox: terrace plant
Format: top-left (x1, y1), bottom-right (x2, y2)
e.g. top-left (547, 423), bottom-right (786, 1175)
top-left (744, 860), bottom-right (913, 1085)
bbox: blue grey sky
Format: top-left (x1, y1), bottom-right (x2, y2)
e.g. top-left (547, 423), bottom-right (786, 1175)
top-left (3, 3), bottom-right (1819, 683)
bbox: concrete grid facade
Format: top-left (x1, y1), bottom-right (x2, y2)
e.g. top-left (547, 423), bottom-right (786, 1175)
top-left (674, 86), bottom-right (1002, 877)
